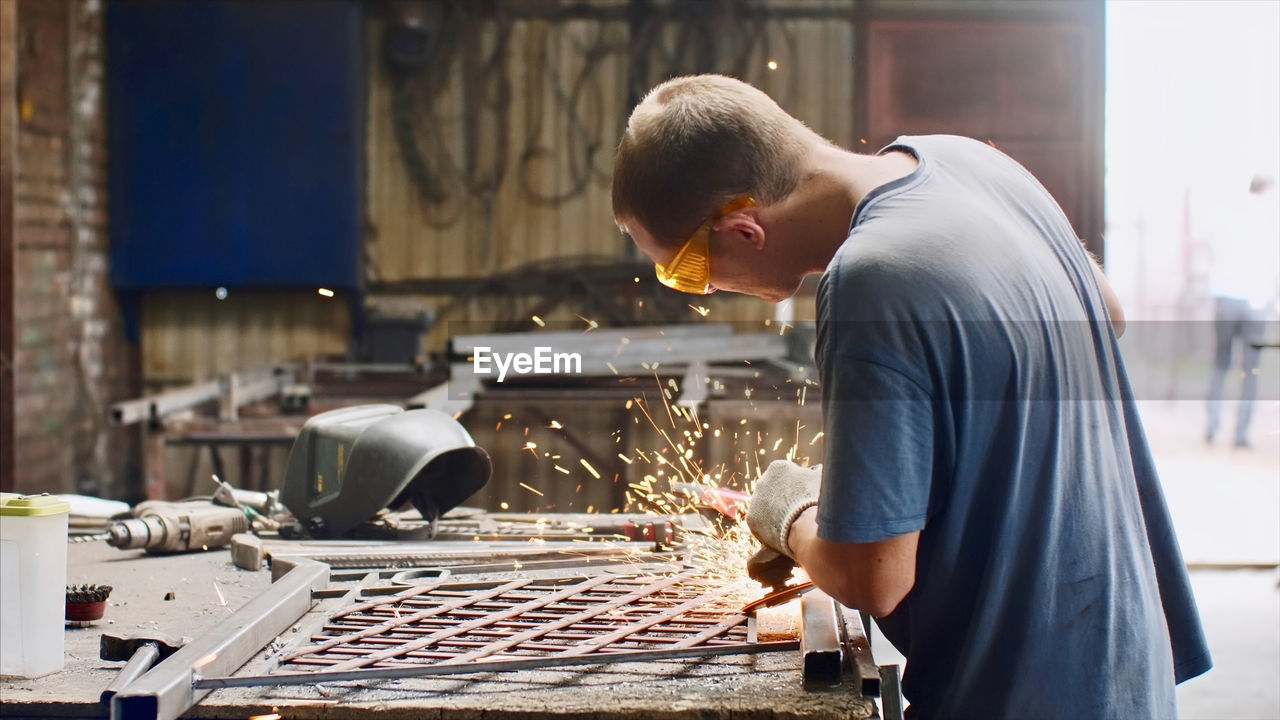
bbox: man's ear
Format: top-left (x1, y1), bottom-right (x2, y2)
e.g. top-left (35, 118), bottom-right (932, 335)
top-left (715, 210), bottom-right (766, 251)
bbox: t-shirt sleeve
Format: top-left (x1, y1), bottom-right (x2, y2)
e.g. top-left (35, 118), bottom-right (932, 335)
top-left (817, 352), bottom-right (936, 544)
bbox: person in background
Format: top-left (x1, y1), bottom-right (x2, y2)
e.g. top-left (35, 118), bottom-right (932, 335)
top-left (1205, 173), bottom-right (1279, 449)
top-left (611, 74), bottom-right (1210, 719)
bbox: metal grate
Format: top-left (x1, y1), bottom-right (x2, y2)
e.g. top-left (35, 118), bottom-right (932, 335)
top-left (282, 568), bottom-right (753, 671)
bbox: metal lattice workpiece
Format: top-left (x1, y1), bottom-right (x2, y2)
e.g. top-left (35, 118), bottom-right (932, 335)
top-left (281, 568), bottom-right (754, 672)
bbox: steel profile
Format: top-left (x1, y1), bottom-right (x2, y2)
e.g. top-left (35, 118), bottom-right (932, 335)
top-left (110, 558), bottom-right (328, 720)
top-left (194, 641), bottom-right (799, 689)
top-left (839, 606), bottom-right (881, 697)
top-left (800, 590), bottom-right (843, 683)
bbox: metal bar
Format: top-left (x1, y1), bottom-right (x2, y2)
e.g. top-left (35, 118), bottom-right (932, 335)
top-left (450, 324), bottom-right (731, 355)
top-left (111, 397), bottom-right (155, 426)
top-left (195, 641), bottom-right (800, 690)
top-left (840, 606), bottom-right (881, 697)
top-left (800, 590), bottom-right (843, 684)
top-left (100, 643), bottom-right (160, 705)
top-left (292, 555), bottom-right (678, 584)
top-left (879, 663), bottom-right (905, 720)
top-left (266, 542), bottom-right (669, 580)
top-left (666, 610), bottom-right (754, 650)
top-left (110, 559), bottom-right (329, 720)
top-left (111, 366), bottom-right (290, 426)
top-left (231, 370), bottom-right (288, 407)
top-left (311, 361), bottom-right (428, 374)
top-left (148, 378), bottom-right (224, 419)
top-left (270, 549), bottom-right (659, 576)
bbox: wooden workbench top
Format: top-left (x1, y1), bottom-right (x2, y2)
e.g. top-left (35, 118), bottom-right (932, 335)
top-left (0, 538), bottom-right (876, 719)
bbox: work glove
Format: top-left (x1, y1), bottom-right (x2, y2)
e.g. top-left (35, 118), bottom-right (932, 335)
top-left (745, 460), bottom-right (822, 559)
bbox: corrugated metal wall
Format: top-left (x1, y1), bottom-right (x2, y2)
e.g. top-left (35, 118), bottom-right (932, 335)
top-left (138, 2), bottom-right (852, 383)
top-left (137, 2), bottom-right (851, 507)
top-left (365, 11), bottom-right (854, 282)
top-left (140, 290), bottom-right (350, 384)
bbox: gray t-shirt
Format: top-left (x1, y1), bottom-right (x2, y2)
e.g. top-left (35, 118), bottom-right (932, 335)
top-left (815, 135), bottom-right (1211, 719)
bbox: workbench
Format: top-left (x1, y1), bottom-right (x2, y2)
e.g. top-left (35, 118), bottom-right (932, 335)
top-left (0, 538), bottom-right (878, 719)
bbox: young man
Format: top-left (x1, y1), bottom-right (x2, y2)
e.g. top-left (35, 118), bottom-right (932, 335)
top-left (612, 74), bottom-right (1210, 719)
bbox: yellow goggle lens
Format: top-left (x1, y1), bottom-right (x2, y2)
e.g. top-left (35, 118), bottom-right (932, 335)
top-left (653, 197), bottom-right (755, 295)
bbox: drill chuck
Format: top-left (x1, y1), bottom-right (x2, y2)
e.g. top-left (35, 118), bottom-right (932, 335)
top-left (106, 503), bottom-right (249, 553)
top-left (106, 516), bottom-right (173, 550)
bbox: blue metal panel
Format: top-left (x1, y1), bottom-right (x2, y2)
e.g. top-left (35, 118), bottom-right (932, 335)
top-left (107, 0), bottom-right (363, 290)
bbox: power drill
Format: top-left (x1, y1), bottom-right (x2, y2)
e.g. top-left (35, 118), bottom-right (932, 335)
top-left (106, 500), bottom-right (249, 553)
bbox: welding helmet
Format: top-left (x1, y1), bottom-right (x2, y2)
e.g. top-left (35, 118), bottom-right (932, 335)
top-left (281, 404), bottom-right (491, 538)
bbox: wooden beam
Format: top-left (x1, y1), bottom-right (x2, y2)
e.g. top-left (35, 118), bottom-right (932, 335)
top-left (0, 0), bottom-right (18, 491)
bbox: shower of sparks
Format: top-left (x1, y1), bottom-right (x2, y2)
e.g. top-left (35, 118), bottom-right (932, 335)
top-left (578, 315), bottom-right (600, 331)
top-left (531, 315), bottom-right (546, 327)
top-left (688, 304), bottom-right (711, 317)
top-left (492, 365), bottom-right (820, 608)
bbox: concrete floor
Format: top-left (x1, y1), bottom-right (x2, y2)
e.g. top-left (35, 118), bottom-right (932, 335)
top-left (1152, 399), bottom-right (1280, 720)
top-left (870, 399), bottom-right (1280, 719)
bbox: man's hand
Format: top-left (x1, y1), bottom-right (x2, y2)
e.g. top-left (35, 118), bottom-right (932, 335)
top-left (745, 460), bottom-right (822, 557)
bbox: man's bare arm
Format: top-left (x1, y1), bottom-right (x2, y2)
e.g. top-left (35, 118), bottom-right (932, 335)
top-left (787, 507), bottom-right (919, 618)
top-left (1087, 252), bottom-right (1126, 337)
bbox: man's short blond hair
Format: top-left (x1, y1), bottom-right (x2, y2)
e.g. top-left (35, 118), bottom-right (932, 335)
top-left (612, 74), bottom-right (814, 248)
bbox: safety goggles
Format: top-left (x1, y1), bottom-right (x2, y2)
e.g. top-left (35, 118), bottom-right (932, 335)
top-left (653, 196), bottom-right (756, 294)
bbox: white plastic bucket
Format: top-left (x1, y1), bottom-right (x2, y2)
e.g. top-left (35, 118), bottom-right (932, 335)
top-left (0, 493), bottom-right (70, 678)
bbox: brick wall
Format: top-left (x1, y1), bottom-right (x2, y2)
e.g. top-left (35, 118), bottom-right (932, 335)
top-left (9, 0), bottom-right (135, 496)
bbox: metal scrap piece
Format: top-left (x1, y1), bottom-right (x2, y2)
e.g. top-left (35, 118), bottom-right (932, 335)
top-left (194, 641), bottom-right (800, 689)
top-left (800, 590), bottom-right (843, 683)
top-left (839, 606), bottom-right (881, 697)
top-left (109, 559), bottom-right (328, 720)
